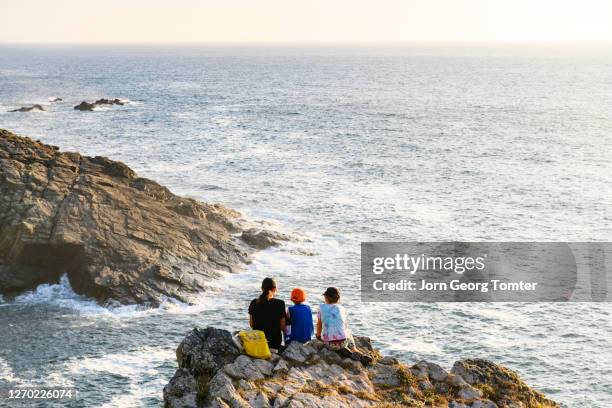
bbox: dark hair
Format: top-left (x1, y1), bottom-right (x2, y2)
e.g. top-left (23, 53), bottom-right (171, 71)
top-left (258, 277), bottom-right (277, 304)
top-left (323, 287), bottom-right (340, 303)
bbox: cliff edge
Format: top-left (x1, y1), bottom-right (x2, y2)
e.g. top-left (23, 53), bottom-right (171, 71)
top-left (0, 129), bottom-right (283, 305)
top-left (163, 327), bottom-right (559, 408)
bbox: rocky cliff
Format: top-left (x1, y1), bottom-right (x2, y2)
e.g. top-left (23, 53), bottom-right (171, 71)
top-left (163, 327), bottom-right (559, 408)
top-left (0, 129), bottom-right (282, 305)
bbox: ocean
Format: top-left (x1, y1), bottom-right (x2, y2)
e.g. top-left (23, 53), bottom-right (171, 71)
top-left (0, 45), bottom-right (611, 407)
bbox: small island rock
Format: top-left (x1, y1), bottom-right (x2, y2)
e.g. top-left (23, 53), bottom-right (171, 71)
top-left (9, 104), bottom-right (45, 112)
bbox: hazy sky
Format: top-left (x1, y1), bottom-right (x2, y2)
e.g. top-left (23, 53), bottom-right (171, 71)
top-left (1, 0), bottom-right (611, 44)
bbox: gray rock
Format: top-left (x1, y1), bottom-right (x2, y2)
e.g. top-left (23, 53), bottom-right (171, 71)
top-left (379, 356), bottom-right (399, 365)
top-left (224, 355), bottom-right (265, 381)
top-left (209, 397), bottom-right (231, 408)
top-left (269, 352), bottom-right (282, 364)
top-left (241, 229), bottom-right (290, 249)
top-left (246, 391), bottom-right (271, 408)
top-left (74, 98), bottom-right (126, 111)
top-left (456, 384), bottom-right (483, 401)
top-left (418, 380), bottom-right (434, 390)
top-left (10, 104), bottom-right (45, 112)
top-left (272, 395), bottom-right (289, 408)
top-left (369, 363), bottom-right (401, 387)
top-left (448, 373), bottom-right (469, 387)
top-left (162, 368), bottom-right (198, 408)
top-left (317, 347), bottom-right (343, 365)
top-left (261, 382), bottom-right (283, 394)
top-left (282, 341), bottom-right (315, 364)
top-left (414, 360), bottom-right (448, 382)
top-left (253, 358), bottom-right (274, 376)
top-left (208, 372), bottom-right (237, 402)
top-left (308, 340), bottom-right (325, 351)
top-left (73, 101), bottom-right (95, 111)
top-left (177, 328), bottom-right (240, 380)
top-left (273, 359), bottom-right (289, 375)
top-left (451, 359), bottom-right (558, 407)
top-left (208, 372), bottom-right (251, 408)
top-left (409, 366), bottom-right (428, 380)
top-left (237, 379), bottom-right (254, 391)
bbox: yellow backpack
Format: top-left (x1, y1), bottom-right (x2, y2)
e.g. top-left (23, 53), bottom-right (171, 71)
top-left (239, 330), bottom-right (272, 360)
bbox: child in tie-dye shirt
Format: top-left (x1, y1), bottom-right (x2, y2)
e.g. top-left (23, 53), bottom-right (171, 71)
top-left (316, 287), bottom-right (355, 350)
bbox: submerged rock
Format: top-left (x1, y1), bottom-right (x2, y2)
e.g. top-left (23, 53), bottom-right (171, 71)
top-left (94, 98), bottom-right (125, 105)
top-left (0, 130), bottom-right (276, 305)
top-left (163, 326), bottom-right (559, 408)
top-left (74, 98), bottom-right (125, 111)
top-left (240, 229), bottom-right (290, 250)
top-left (74, 101), bottom-right (95, 111)
top-left (9, 104), bottom-right (45, 112)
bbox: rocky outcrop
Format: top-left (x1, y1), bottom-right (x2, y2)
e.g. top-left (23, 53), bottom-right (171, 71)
top-left (0, 130), bottom-right (286, 305)
top-left (241, 229), bottom-right (291, 250)
top-left (74, 98), bottom-right (126, 111)
top-left (9, 104), bottom-right (45, 112)
top-left (163, 327), bottom-right (559, 408)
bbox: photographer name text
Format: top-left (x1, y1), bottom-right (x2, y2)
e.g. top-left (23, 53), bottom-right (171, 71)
top-left (372, 279), bottom-right (538, 292)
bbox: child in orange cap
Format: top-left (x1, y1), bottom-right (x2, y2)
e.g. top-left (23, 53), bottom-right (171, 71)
top-left (285, 288), bottom-right (314, 344)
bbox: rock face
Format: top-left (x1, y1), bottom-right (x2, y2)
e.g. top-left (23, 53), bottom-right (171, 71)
top-left (9, 104), bottom-right (45, 112)
top-left (163, 327), bottom-right (559, 408)
top-left (241, 229), bottom-right (291, 250)
top-left (74, 98), bottom-right (126, 111)
top-left (0, 130), bottom-right (284, 305)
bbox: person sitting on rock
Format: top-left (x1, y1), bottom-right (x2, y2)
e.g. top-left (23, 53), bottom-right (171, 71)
top-left (316, 287), bottom-right (354, 350)
top-left (248, 277), bottom-right (286, 351)
top-left (316, 287), bottom-right (372, 365)
top-left (285, 288), bottom-right (314, 345)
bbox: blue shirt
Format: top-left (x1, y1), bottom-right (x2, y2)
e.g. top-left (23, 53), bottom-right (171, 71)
top-left (286, 303), bottom-right (314, 343)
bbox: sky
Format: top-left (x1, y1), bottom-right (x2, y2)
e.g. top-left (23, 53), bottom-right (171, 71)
top-left (1, 0), bottom-right (611, 44)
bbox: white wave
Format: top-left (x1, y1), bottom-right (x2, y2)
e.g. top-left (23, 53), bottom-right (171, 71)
top-left (66, 347), bottom-right (173, 408)
top-left (11, 275), bottom-right (157, 317)
top-left (0, 358), bottom-right (17, 383)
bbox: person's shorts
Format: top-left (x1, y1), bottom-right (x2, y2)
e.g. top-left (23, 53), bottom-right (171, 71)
top-left (324, 339), bottom-right (349, 350)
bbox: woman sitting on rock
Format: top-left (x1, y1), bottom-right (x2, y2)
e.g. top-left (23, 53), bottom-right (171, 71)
top-left (316, 287), bottom-right (372, 365)
top-left (248, 277), bottom-right (286, 351)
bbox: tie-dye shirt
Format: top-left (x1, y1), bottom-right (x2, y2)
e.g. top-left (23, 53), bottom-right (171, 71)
top-left (317, 303), bottom-right (350, 342)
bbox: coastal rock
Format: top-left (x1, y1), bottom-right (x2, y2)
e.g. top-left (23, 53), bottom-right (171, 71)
top-left (163, 368), bottom-right (199, 408)
top-left (413, 360), bottom-right (448, 382)
top-left (451, 359), bottom-right (559, 408)
top-left (74, 98), bottom-right (126, 111)
top-left (74, 101), bottom-right (96, 111)
top-left (281, 342), bottom-right (315, 364)
top-left (163, 326), bottom-right (560, 408)
top-left (0, 130), bottom-right (274, 305)
top-left (94, 98), bottom-right (125, 105)
top-left (240, 229), bottom-right (290, 250)
top-left (9, 104), bottom-right (45, 112)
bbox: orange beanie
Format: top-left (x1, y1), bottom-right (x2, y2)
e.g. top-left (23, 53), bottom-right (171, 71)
top-left (290, 288), bottom-right (306, 303)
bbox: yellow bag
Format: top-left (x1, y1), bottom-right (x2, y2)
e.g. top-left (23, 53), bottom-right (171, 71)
top-left (239, 330), bottom-right (271, 360)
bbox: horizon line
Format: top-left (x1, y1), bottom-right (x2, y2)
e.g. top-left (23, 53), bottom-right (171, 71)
top-left (2, 40), bottom-right (612, 47)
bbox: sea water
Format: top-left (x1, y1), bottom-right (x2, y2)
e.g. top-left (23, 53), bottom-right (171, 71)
top-left (0, 45), bottom-right (611, 407)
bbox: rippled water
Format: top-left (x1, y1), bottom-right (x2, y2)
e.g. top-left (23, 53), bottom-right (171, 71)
top-left (1, 45), bottom-right (611, 407)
